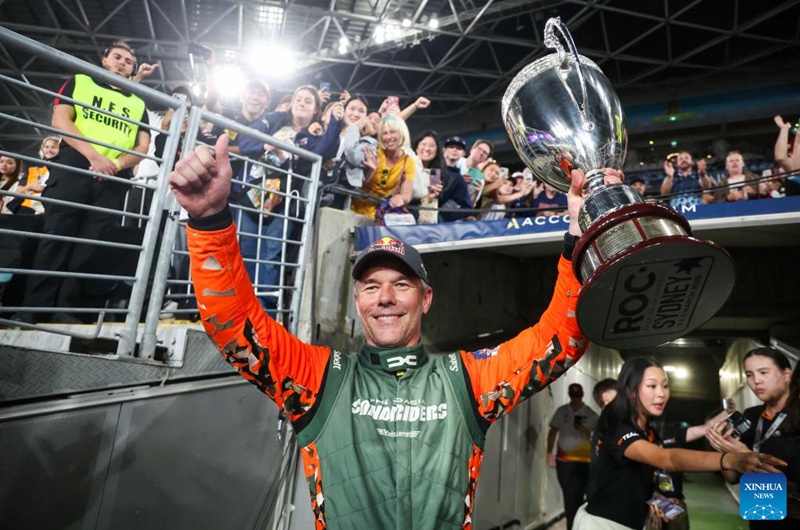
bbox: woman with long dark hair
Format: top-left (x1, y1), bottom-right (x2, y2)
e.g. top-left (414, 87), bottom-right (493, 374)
top-left (411, 130), bottom-right (472, 223)
top-left (706, 347), bottom-right (797, 528)
top-left (0, 155), bottom-right (23, 206)
top-left (575, 357), bottom-right (783, 530)
top-left (236, 84), bottom-right (344, 314)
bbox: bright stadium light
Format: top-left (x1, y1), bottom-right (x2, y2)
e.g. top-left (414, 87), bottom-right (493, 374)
top-left (429, 17), bottom-right (439, 29)
top-left (248, 45), bottom-right (298, 78)
top-left (214, 65), bottom-right (245, 97)
top-left (339, 36), bottom-right (349, 54)
top-left (402, 18), bottom-right (412, 28)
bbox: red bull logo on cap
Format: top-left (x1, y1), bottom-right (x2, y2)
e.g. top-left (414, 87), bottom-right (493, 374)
top-left (369, 236), bottom-right (405, 255)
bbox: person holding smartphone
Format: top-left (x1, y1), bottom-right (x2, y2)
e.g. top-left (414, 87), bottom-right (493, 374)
top-left (547, 383), bottom-right (598, 530)
top-left (705, 347), bottom-right (798, 528)
top-left (575, 358), bottom-right (784, 530)
top-left (411, 130), bottom-right (472, 223)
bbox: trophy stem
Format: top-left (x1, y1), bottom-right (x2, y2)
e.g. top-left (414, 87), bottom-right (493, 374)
top-left (582, 169), bottom-right (608, 194)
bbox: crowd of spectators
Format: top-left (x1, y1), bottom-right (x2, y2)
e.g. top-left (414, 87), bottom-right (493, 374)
top-left (2, 38), bottom-right (800, 321)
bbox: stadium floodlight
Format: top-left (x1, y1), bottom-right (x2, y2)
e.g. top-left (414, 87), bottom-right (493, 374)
top-left (214, 65), bottom-right (246, 97)
top-left (248, 45), bottom-right (298, 78)
top-left (429, 17), bottom-right (439, 29)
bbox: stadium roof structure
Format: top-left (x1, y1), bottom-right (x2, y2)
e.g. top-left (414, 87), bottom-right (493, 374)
top-left (2, 0), bottom-right (800, 153)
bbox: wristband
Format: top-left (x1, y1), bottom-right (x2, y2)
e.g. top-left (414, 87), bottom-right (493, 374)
top-left (720, 452), bottom-right (728, 471)
top-left (112, 158), bottom-right (122, 172)
top-left (563, 232), bottom-right (579, 261)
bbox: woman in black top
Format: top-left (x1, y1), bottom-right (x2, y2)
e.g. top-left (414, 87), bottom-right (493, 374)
top-left (575, 358), bottom-right (782, 530)
top-left (707, 347), bottom-right (797, 528)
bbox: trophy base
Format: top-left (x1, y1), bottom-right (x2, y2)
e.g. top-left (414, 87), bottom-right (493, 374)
top-left (573, 203), bottom-right (735, 350)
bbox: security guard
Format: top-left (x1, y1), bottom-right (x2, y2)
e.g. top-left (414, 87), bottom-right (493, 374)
top-left (14, 41), bottom-right (150, 324)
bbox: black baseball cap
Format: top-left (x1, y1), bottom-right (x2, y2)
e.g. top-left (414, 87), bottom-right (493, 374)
top-left (444, 136), bottom-right (467, 150)
top-left (352, 237), bottom-right (429, 285)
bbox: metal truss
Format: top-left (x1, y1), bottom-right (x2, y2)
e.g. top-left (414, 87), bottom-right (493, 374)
top-left (2, 0), bottom-right (800, 152)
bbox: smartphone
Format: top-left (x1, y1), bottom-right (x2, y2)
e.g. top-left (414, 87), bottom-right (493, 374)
top-left (725, 411), bottom-right (752, 439)
top-left (648, 493), bottom-right (685, 520)
top-left (319, 82), bottom-right (331, 92)
top-left (173, 93), bottom-right (188, 103)
top-left (523, 171), bottom-right (533, 181)
top-left (386, 95), bottom-right (399, 107)
top-left (499, 167), bottom-right (509, 179)
top-left (429, 169), bottom-right (442, 188)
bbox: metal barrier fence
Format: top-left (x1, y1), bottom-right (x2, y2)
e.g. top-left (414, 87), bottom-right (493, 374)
top-left (141, 106), bottom-right (322, 355)
top-left (0, 27), bottom-right (321, 361)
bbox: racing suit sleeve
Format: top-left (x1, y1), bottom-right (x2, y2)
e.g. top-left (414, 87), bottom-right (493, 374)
top-left (461, 255), bottom-right (587, 422)
top-left (186, 207), bottom-right (331, 422)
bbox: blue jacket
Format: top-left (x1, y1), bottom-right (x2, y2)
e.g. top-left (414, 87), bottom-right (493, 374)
top-left (439, 166), bottom-right (474, 222)
top-left (237, 111), bottom-right (343, 179)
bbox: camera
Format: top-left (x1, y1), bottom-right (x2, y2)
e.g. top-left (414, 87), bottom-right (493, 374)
top-left (724, 411), bottom-right (752, 439)
top-left (573, 415), bottom-right (584, 427)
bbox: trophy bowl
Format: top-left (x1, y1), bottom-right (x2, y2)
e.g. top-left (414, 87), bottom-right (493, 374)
top-left (502, 18), bottom-right (735, 350)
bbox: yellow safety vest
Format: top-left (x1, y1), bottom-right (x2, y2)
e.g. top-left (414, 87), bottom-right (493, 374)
top-left (70, 73), bottom-right (146, 160)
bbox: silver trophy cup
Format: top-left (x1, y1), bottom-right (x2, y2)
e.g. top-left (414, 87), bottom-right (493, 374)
top-left (502, 17), bottom-right (735, 349)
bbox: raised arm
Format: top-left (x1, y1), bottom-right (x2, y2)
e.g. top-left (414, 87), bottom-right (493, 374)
top-left (398, 96), bottom-right (430, 121)
top-left (774, 115), bottom-right (792, 172)
top-left (170, 135), bottom-right (331, 421)
top-left (459, 170), bottom-right (622, 422)
top-left (660, 160), bottom-right (675, 196)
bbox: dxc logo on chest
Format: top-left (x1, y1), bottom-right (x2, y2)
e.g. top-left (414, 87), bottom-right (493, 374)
top-left (386, 355), bottom-right (417, 369)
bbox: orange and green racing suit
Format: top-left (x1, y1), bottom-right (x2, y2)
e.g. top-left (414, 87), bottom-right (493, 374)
top-left (187, 207), bottom-right (589, 530)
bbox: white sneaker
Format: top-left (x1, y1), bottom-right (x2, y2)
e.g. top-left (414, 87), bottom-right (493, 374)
top-left (160, 300), bottom-right (179, 320)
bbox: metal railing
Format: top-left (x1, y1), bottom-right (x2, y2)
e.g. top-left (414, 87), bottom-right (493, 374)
top-left (0, 27), bottom-right (321, 361)
top-left (0, 27), bottom-right (185, 357)
top-left (141, 107), bottom-right (322, 355)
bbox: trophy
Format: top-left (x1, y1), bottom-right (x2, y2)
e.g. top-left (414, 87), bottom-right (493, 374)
top-left (502, 17), bottom-right (735, 350)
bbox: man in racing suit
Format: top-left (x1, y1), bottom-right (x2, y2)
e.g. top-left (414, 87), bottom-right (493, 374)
top-left (168, 135), bottom-right (622, 530)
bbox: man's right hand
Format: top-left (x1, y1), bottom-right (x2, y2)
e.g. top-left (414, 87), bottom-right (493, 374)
top-left (775, 115), bottom-right (791, 130)
top-left (663, 159), bottom-right (675, 178)
top-left (168, 134), bottom-right (232, 218)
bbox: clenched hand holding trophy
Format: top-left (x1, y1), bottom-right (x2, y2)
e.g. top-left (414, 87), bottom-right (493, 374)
top-left (502, 18), bottom-right (735, 349)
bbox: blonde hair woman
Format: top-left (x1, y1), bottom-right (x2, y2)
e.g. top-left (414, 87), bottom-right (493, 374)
top-left (351, 114), bottom-right (417, 218)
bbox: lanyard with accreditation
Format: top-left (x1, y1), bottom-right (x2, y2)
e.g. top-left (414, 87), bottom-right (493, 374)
top-left (753, 412), bottom-right (786, 452)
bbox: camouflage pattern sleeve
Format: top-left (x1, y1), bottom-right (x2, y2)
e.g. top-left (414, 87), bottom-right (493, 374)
top-left (461, 256), bottom-right (587, 422)
top-left (187, 220), bottom-right (330, 422)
